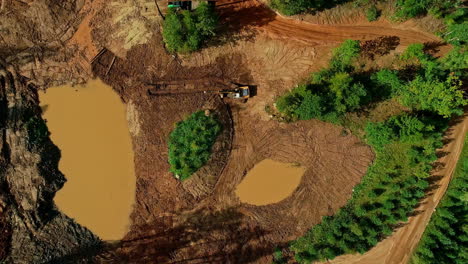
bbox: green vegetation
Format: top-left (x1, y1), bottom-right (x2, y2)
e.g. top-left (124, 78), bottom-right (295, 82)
top-left (276, 40), bottom-right (366, 123)
top-left (411, 134), bottom-right (468, 264)
top-left (273, 40), bottom-right (467, 262)
top-left (292, 113), bottom-right (446, 262)
top-left (168, 111), bottom-right (221, 180)
top-left (366, 5), bottom-right (379, 21)
top-left (269, 0), bottom-right (349, 16)
top-left (276, 41), bottom-right (467, 122)
top-left (162, 3), bottom-right (218, 53)
top-left (393, 0), bottom-right (467, 46)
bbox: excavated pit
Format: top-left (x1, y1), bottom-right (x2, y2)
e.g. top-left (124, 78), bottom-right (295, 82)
top-left (38, 78), bottom-right (136, 241)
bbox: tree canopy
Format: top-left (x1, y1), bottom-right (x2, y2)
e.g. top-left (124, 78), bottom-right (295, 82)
top-left (411, 134), bottom-right (468, 264)
top-left (162, 3), bottom-right (218, 53)
top-left (168, 111), bottom-right (221, 180)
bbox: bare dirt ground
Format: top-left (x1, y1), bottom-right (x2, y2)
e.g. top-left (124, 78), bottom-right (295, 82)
top-left (91, 37), bottom-right (374, 263)
top-left (325, 112), bottom-right (468, 264)
top-left (21, 0), bottom-right (458, 263)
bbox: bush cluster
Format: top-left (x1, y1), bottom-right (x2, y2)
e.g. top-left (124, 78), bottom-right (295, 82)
top-left (366, 5), bottom-right (379, 21)
top-left (162, 2), bottom-right (218, 53)
top-left (168, 111), bottom-right (221, 180)
top-left (411, 134), bottom-right (468, 264)
top-left (276, 40), bottom-right (366, 123)
top-left (269, 0), bottom-right (346, 16)
top-left (276, 41), bottom-right (467, 122)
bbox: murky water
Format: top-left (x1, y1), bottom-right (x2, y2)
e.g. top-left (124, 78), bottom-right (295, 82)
top-left (235, 159), bottom-right (306, 206)
top-left (39, 79), bottom-right (135, 240)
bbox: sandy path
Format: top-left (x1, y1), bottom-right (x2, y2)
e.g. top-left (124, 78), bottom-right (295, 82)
top-left (326, 113), bottom-right (467, 264)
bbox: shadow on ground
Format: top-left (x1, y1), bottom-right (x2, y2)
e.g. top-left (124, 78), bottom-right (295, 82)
top-left (48, 207), bottom-right (284, 263)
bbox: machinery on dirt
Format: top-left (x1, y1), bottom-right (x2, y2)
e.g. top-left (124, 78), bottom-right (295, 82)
top-left (218, 86), bottom-right (249, 99)
top-left (146, 79), bottom-right (251, 101)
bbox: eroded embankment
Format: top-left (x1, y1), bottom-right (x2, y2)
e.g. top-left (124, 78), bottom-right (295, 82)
top-left (0, 67), bottom-right (100, 263)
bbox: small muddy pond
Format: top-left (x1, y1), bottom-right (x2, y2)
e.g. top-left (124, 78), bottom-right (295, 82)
top-left (235, 159), bottom-right (306, 206)
top-left (39, 79), bottom-right (135, 240)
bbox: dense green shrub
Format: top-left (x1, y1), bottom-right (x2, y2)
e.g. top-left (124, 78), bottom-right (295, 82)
top-left (168, 111), bottom-right (221, 180)
top-left (394, 0), bottom-right (464, 19)
top-left (444, 22), bottom-right (468, 46)
top-left (162, 3), bottom-right (218, 53)
top-left (275, 40), bottom-right (365, 122)
top-left (269, 0), bottom-right (346, 16)
top-left (366, 5), bottom-right (379, 21)
top-left (394, 43), bottom-right (467, 117)
top-left (411, 134), bottom-right (468, 264)
top-left (440, 46), bottom-right (468, 77)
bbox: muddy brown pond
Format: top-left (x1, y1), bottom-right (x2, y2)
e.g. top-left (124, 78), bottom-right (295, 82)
top-left (235, 159), bottom-right (306, 205)
top-left (39, 79), bottom-right (135, 240)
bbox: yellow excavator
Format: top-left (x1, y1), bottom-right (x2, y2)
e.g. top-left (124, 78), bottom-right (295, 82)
top-left (218, 86), bottom-right (249, 99)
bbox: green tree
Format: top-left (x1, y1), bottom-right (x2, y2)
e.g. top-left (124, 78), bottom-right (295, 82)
top-left (399, 74), bottom-right (466, 117)
top-left (411, 134), bottom-right (468, 264)
top-left (444, 22), bottom-right (468, 46)
top-left (162, 3), bottom-right (218, 53)
top-left (168, 111), bottom-right (221, 180)
top-left (366, 5), bottom-right (379, 21)
top-left (330, 40), bottom-right (361, 72)
top-left (195, 2), bottom-right (218, 37)
top-left (162, 9), bottom-right (185, 53)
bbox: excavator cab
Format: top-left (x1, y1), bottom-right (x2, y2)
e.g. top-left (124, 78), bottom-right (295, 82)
top-left (219, 86), bottom-right (250, 99)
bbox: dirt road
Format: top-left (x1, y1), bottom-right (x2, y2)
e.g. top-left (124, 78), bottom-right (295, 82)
top-left (326, 113), bottom-right (468, 264)
top-left (218, 0), bottom-right (440, 47)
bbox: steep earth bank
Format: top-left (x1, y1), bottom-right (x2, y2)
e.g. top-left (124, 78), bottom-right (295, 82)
top-left (0, 65), bottom-right (100, 263)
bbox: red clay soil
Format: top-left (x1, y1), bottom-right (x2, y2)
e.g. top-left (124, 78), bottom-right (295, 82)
top-left (326, 113), bottom-right (468, 264)
top-left (82, 1), bottom-right (456, 263)
top-left (217, 0), bottom-right (440, 47)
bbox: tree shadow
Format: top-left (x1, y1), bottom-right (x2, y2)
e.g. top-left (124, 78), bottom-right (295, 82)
top-left (423, 41), bottom-right (447, 56)
top-left (436, 150), bottom-right (450, 158)
top-left (361, 36), bottom-right (400, 60)
top-left (63, 207), bottom-right (284, 263)
top-left (103, 208), bottom-right (282, 263)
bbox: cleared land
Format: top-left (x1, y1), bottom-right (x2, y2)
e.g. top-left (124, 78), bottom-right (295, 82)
top-left (50, 0), bottom-right (460, 262)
